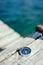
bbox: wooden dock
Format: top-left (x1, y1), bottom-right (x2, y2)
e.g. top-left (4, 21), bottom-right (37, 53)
top-left (0, 20), bottom-right (43, 65)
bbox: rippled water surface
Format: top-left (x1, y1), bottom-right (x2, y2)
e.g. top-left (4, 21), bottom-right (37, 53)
top-left (0, 0), bottom-right (43, 36)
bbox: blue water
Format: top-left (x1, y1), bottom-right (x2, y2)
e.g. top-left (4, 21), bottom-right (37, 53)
top-left (0, 0), bottom-right (43, 37)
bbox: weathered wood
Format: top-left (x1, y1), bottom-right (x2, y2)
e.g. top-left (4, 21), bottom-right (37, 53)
top-left (0, 32), bottom-right (42, 62)
top-left (19, 49), bottom-right (43, 65)
top-left (0, 29), bottom-right (15, 39)
top-left (0, 21), bottom-right (23, 62)
top-left (16, 36), bottom-right (43, 64)
top-left (3, 36), bottom-right (43, 65)
top-left (0, 32), bottom-right (21, 48)
top-left (0, 37), bottom-right (34, 62)
top-left (0, 22), bottom-right (16, 33)
top-left (0, 36), bottom-right (43, 64)
top-left (0, 21), bottom-right (16, 38)
top-left (0, 21), bottom-right (43, 65)
top-left (16, 36), bottom-right (43, 63)
top-left (0, 25), bottom-right (15, 32)
top-left (0, 21), bottom-right (10, 31)
top-left (1, 49), bottom-right (43, 65)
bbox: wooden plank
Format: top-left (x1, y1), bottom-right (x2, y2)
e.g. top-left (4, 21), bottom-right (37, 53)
top-left (19, 49), bottom-right (43, 65)
top-left (0, 37), bottom-right (23, 62)
top-left (0, 24), bottom-right (15, 32)
top-left (0, 32), bottom-right (21, 48)
top-left (0, 36), bottom-right (43, 65)
top-left (0, 49), bottom-right (43, 65)
top-left (2, 36), bottom-right (43, 65)
top-left (0, 22), bottom-right (16, 33)
top-left (16, 36), bottom-right (43, 64)
top-left (0, 29), bottom-right (15, 39)
top-left (8, 37), bottom-right (43, 65)
top-left (0, 21), bottom-right (16, 38)
top-left (0, 38), bottom-right (34, 62)
top-left (0, 21), bottom-right (43, 65)
top-left (0, 21), bottom-right (14, 31)
top-left (0, 33), bottom-right (42, 63)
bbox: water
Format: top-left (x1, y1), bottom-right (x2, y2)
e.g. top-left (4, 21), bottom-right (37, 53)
top-left (0, 0), bottom-right (43, 37)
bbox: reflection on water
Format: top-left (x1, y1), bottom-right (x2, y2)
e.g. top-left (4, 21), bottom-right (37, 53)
top-left (0, 0), bottom-right (43, 37)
